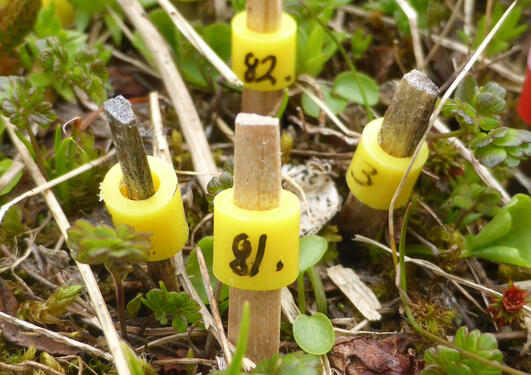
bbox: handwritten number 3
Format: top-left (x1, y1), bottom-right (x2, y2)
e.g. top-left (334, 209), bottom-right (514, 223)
top-left (229, 233), bottom-right (267, 276)
top-left (244, 52), bottom-right (276, 85)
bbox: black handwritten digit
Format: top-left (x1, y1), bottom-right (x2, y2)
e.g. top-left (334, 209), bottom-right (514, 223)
top-left (255, 56), bottom-right (276, 85)
top-left (249, 234), bottom-right (267, 276)
top-left (244, 52), bottom-right (259, 83)
top-left (243, 52), bottom-right (277, 85)
top-left (229, 233), bottom-right (252, 276)
top-left (351, 161), bottom-right (377, 186)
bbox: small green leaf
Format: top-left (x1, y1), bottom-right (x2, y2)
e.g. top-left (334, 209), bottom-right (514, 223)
top-left (127, 293), bottom-right (143, 318)
top-left (299, 235), bottom-right (328, 273)
top-left (301, 85), bottom-right (347, 119)
top-left (293, 313), bottom-right (335, 355)
top-left (186, 236), bottom-right (229, 305)
top-left (478, 147), bottom-right (506, 168)
top-left (463, 194), bottom-right (531, 268)
top-left (333, 71), bottom-right (379, 106)
top-left (254, 352), bottom-right (321, 375)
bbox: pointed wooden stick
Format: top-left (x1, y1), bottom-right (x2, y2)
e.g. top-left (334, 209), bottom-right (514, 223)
top-left (339, 70), bottom-right (438, 239)
top-left (104, 96), bottom-right (179, 292)
top-left (228, 113), bottom-right (282, 363)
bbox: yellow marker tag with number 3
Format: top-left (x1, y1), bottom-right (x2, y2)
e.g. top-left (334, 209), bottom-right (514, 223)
top-left (213, 188), bottom-right (300, 291)
top-left (346, 118), bottom-right (429, 210)
top-left (231, 11), bottom-right (297, 91)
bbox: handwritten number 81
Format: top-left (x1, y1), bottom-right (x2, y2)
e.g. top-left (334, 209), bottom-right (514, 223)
top-left (229, 233), bottom-right (267, 277)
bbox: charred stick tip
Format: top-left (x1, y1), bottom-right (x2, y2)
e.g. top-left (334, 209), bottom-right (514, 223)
top-left (103, 95), bottom-right (136, 127)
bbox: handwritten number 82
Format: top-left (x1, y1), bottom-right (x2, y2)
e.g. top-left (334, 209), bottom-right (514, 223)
top-left (244, 52), bottom-right (277, 85)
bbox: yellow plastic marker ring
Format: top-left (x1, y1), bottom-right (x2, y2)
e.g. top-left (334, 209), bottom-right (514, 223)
top-left (346, 118), bottom-right (429, 210)
top-left (213, 188), bottom-right (300, 291)
top-left (101, 156), bottom-right (189, 261)
top-left (231, 11), bottom-right (296, 91)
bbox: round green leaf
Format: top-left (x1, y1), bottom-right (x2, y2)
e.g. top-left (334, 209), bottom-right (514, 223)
top-left (293, 313), bottom-right (335, 355)
top-left (333, 71), bottom-right (379, 106)
top-left (301, 85), bottom-right (347, 119)
top-left (299, 235), bottom-right (328, 273)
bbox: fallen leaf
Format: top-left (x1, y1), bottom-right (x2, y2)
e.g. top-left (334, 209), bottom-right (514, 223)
top-left (329, 335), bottom-right (421, 375)
top-left (0, 277), bottom-right (78, 355)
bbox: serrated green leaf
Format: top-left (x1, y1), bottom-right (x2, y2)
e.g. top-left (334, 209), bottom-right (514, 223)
top-left (478, 147), bottom-right (506, 168)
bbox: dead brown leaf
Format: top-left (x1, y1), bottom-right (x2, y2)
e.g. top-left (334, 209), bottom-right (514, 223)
top-left (0, 277), bottom-right (78, 355)
top-left (329, 334), bottom-right (422, 375)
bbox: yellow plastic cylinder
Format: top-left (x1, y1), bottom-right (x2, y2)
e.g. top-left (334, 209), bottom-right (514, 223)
top-left (231, 11), bottom-right (296, 91)
top-left (100, 156), bottom-right (189, 261)
top-left (346, 118), bottom-right (429, 210)
top-left (213, 188), bottom-right (300, 291)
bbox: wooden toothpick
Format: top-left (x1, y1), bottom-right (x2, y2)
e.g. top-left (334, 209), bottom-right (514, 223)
top-left (228, 113), bottom-right (282, 363)
top-left (338, 70), bottom-right (438, 239)
top-left (104, 95), bottom-right (179, 292)
top-left (241, 0), bottom-right (284, 116)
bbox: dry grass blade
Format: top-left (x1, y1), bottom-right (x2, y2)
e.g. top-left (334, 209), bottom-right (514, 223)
top-left (395, 0), bottom-right (424, 68)
top-left (387, 0), bottom-right (520, 256)
top-left (3, 117), bottom-right (131, 375)
top-left (195, 247), bottom-right (232, 363)
top-left (0, 151), bottom-right (115, 224)
top-left (116, 0), bottom-right (217, 192)
top-left (157, 0), bottom-right (242, 86)
top-left (0, 310), bottom-right (112, 361)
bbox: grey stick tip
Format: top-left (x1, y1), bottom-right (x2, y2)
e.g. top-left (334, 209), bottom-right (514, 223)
top-left (103, 95), bottom-right (136, 126)
top-left (404, 69), bottom-right (439, 97)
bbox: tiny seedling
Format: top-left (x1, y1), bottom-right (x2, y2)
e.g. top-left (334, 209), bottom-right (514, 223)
top-left (67, 219), bottom-right (151, 340)
top-left (422, 327), bottom-right (503, 375)
top-left (487, 282), bottom-right (529, 328)
top-left (439, 76), bottom-right (531, 168)
top-left (297, 235), bottom-right (328, 314)
top-left (141, 281), bottom-right (201, 333)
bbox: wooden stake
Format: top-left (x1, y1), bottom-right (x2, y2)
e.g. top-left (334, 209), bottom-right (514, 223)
top-left (241, 0), bottom-right (284, 116)
top-left (104, 96), bottom-right (179, 292)
top-left (228, 113), bottom-right (282, 363)
top-left (338, 70), bottom-right (438, 238)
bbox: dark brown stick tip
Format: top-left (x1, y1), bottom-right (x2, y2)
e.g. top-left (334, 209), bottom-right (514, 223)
top-left (103, 95), bottom-right (136, 126)
top-left (404, 69), bottom-right (439, 97)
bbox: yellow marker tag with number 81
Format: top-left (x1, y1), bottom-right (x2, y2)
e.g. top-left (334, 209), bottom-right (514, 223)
top-left (101, 156), bottom-right (189, 261)
top-left (346, 118), bottom-right (429, 210)
top-left (213, 188), bottom-right (300, 291)
top-left (231, 11), bottom-right (296, 92)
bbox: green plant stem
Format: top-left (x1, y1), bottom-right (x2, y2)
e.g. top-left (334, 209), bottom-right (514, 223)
top-left (307, 266), bottom-right (327, 314)
top-left (297, 273), bottom-right (306, 313)
top-left (397, 203), bottom-right (527, 375)
top-left (25, 122), bottom-right (47, 178)
top-left (428, 129), bottom-right (467, 140)
top-left (296, 0), bottom-right (373, 120)
top-left (108, 266), bottom-right (128, 341)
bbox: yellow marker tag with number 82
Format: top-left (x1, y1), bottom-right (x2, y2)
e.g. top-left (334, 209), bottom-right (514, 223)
top-left (213, 188), bottom-right (300, 291)
top-left (346, 118), bottom-right (429, 210)
top-left (231, 11), bottom-right (297, 92)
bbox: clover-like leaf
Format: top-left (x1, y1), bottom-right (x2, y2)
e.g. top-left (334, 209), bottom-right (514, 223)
top-left (142, 282), bottom-right (201, 333)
